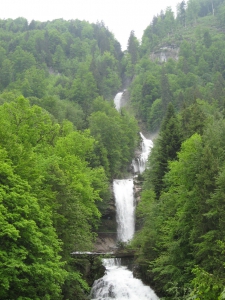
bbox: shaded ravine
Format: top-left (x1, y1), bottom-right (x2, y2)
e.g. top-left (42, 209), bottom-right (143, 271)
top-left (90, 93), bottom-right (158, 299)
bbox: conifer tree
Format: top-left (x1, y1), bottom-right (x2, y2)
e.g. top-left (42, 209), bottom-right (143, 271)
top-left (147, 103), bottom-right (182, 197)
top-left (161, 67), bottom-right (173, 116)
top-left (127, 30), bottom-right (139, 65)
top-left (177, 0), bottom-right (186, 27)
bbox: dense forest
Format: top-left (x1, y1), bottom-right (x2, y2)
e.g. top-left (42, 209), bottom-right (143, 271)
top-left (1, 0), bottom-right (225, 298)
top-left (129, 0), bottom-right (225, 299)
top-left (0, 18), bottom-right (139, 299)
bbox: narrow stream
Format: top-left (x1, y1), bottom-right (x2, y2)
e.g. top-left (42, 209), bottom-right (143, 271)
top-left (90, 93), bottom-right (158, 300)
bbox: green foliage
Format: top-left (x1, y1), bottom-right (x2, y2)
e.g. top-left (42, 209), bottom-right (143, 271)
top-left (0, 147), bottom-right (67, 299)
top-left (89, 97), bottom-right (138, 178)
top-left (134, 115), bottom-right (225, 298)
top-left (62, 263), bottom-right (90, 300)
top-left (180, 99), bottom-right (208, 139)
top-left (177, 1), bottom-right (187, 27)
top-left (146, 103), bottom-right (182, 197)
top-left (148, 98), bottom-right (163, 131)
top-left (127, 30), bottom-right (139, 65)
top-left (0, 96), bottom-right (120, 298)
top-left (95, 51), bottom-right (121, 98)
top-left (189, 266), bottom-right (224, 300)
top-left (129, 0), bottom-right (225, 131)
top-left (129, 2), bottom-right (225, 299)
top-left (130, 65), bottom-right (160, 124)
top-left (161, 67), bottom-right (173, 114)
top-left (68, 62), bottom-right (98, 116)
top-left (0, 17), bottom-right (123, 108)
top-left (3, 3), bottom-right (225, 298)
top-left (186, 0), bottom-right (200, 25)
top-left (0, 19), bottom-right (138, 297)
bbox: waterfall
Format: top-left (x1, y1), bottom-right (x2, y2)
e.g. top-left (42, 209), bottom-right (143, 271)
top-left (139, 132), bottom-right (153, 173)
top-left (90, 92), bottom-right (158, 300)
top-left (132, 132), bottom-right (153, 174)
top-left (90, 259), bottom-right (158, 300)
top-left (114, 92), bottom-right (123, 111)
top-left (114, 179), bottom-right (135, 242)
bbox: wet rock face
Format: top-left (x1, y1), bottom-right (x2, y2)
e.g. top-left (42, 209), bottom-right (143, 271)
top-left (99, 197), bottom-right (117, 232)
top-left (105, 198), bottom-right (116, 216)
top-left (133, 179), bottom-right (142, 204)
top-left (94, 194), bottom-right (117, 252)
top-left (94, 234), bottom-right (117, 252)
top-left (120, 89), bottom-right (129, 108)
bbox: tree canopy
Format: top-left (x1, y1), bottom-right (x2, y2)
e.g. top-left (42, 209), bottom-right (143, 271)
top-left (2, 0), bottom-right (225, 297)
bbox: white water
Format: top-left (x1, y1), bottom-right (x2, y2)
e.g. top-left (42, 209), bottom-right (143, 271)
top-left (114, 179), bottom-right (135, 242)
top-left (90, 92), bottom-right (158, 300)
top-left (114, 92), bottom-right (123, 111)
top-left (132, 133), bottom-right (153, 174)
top-left (91, 259), bottom-right (158, 300)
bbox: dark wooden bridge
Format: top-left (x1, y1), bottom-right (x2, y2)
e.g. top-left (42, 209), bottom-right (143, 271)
top-left (71, 250), bottom-right (135, 259)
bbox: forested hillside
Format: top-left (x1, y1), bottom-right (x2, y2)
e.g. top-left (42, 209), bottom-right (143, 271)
top-left (0, 18), bottom-right (138, 299)
top-left (130, 0), bottom-right (225, 299)
top-left (2, 0), bottom-right (225, 298)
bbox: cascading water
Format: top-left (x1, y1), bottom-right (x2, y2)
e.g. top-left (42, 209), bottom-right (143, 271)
top-left (114, 92), bottom-right (123, 111)
top-left (132, 132), bottom-right (153, 174)
top-left (90, 259), bottom-right (158, 300)
top-left (90, 92), bottom-right (158, 300)
top-left (114, 179), bottom-right (135, 242)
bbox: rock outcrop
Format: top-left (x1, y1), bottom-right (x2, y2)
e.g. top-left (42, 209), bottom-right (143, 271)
top-left (150, 45), bottom-right (179, 62)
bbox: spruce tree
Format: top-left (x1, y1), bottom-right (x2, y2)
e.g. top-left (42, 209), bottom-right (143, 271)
top-left (161, 67), bottom-right (173, 115)
top-left (127, 30), bottom-right (139, 65)
top-left (148, 103), bottom-right (182, 198)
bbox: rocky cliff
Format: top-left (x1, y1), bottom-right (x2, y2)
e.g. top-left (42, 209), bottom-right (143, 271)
top-left (150, 45), bottom-right (179, 62)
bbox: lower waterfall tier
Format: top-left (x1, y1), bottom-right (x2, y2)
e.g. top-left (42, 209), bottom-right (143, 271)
top-left (91, 259), bottom-right (159, 300)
